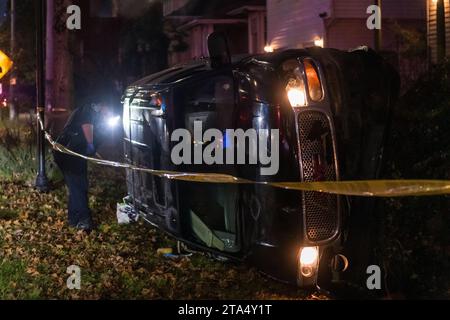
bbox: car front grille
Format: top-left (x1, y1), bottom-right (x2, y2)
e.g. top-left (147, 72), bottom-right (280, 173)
top-left (297, 111), bottom-right (339, 243)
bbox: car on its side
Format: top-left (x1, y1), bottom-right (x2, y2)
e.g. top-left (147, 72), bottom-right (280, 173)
top-left (121, 33), bottom-right (400, 288)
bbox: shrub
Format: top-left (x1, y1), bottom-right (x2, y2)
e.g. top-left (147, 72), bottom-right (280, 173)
top-left (379, 62), bottom-right (450, 298)
top-left (0, 119), bottom-right (61, 185)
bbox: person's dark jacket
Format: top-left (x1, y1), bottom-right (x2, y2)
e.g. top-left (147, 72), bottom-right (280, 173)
top-left (56, 105), bottom-right (104, 155)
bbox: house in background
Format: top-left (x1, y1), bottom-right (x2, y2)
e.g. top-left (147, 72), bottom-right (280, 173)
top-left (74, 0), bottom-right (168, 96)
top-left (266, 0), bottom-right (428, 87)
top-left (163, 0), bottom-right (266, 65)
top-left (428, 0), bottom-right (450, 63)
top-left (164, 1), bottom-right (429, 67)
top-left (266, 0), bottom-right (426, 52)
top-left (74, 0), bottom-right (124, 100)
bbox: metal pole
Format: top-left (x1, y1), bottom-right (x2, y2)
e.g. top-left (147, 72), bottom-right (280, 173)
top-left (374, 0), bottom-right (382, 51)
top-left (9, 0), bottom-right (16, 120)
top-left (45, 0), bottom-right (54, 111)
top-left (436, 0), bottom-right (446, 62)
top-left (35, 0), bottom-right (49, 192)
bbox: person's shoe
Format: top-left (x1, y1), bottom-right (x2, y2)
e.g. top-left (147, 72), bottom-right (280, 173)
top-left (68, 222), bottom-right (78, 229)
top-left (75, 221), bottom-right (94, 233)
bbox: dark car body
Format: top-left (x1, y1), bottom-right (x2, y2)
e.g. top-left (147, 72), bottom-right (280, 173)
top-left (122, 47), bottom-right (400, 287)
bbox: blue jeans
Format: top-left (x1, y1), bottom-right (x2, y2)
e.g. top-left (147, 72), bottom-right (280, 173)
top-left (54, 151), bottom-right (92, 227)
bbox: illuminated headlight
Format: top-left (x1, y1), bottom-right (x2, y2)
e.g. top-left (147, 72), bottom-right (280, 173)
top-left (286, 79), bottom-right (307, 108)
top-left (107, 115), bottom-right (121, 128)
top-left (299, 247), bottom-right (319, 278)
top-left (283, 58), bottom-right (324, 109)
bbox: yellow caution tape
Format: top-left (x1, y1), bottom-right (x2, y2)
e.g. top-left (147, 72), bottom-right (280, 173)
top-left (38, 114), bottom-right (450, 198)
top-left (270, 180), bottom-right (450, 197)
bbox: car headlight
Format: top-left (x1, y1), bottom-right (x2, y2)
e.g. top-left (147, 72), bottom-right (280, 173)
top-left (284, 58), bottom-right (324, 108)
top-left (299, 246), bottom-right (319, 278)
top-left (286, 79), bottom-right (307, 108)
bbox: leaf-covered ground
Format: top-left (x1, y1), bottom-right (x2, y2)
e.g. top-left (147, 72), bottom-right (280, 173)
top-left (0, 166), bottom-right (328, 300)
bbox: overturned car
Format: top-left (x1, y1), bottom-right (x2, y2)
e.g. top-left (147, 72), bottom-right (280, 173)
top-left (121, 33), bottom-right (400, 288)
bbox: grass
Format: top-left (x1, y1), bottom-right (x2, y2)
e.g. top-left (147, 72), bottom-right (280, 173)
top-left (0, 208), bottom-right (19, 220)
top-left (0, 119), bottom-right (60, 185)
top-left (0, 126), bottom-right (447, 299)
top-left (0, 259), bottom-right (42, 300)
top-left (0, 166), bottom-right (323, 300)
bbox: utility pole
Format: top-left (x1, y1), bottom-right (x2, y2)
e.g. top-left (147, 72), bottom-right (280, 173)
top-left (35, 0), bottom-right (49, 192)
top-left (45, 0), bottom-right (54, 112)
top-left (9, 0), bottom-right (16, 120)
top-left (436, 0), bottom-right (446, 63)
top-left (374, 0), bottom-right (382, 51)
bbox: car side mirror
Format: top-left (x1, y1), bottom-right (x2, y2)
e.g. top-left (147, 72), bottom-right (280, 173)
top-left (208, 32), bottom-right (231, 69)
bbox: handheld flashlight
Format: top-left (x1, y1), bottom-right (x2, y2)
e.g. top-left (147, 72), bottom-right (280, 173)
top-left (107, 115), bottom-right (121, 128)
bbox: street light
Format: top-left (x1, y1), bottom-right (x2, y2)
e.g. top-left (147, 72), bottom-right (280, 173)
top-left (264, 45), bottom-right (274, 53)
top-left (35, 0), bottom-right (49, 192)
top-left (314, 37), bottom-right (324, 48)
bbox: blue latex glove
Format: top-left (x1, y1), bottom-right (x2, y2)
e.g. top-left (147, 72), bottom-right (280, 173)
top-left (86, 143), bottom-right (96, 156)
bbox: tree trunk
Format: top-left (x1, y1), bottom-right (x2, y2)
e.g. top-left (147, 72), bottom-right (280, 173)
top-left (53, 0), bottom-right (74, 111)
